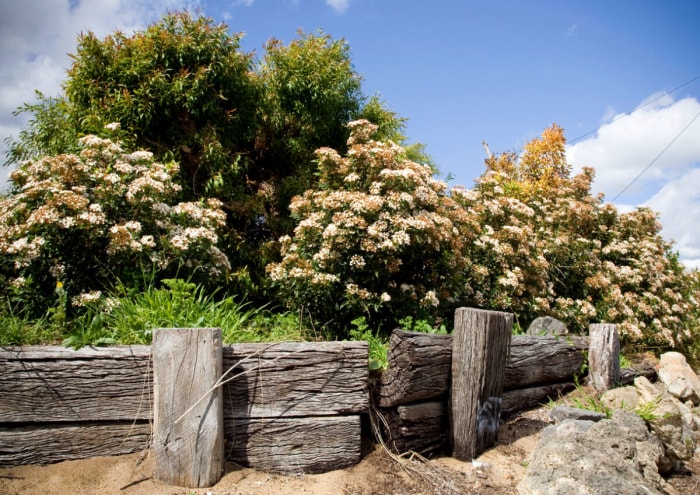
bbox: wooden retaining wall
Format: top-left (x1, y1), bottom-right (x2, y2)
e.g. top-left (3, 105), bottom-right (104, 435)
top-left (372, 329), bottom-right (589, 454)
top-left (0, 341), bottom-right (368, 473)
top-left (0, 326), bottom-right (639, 470)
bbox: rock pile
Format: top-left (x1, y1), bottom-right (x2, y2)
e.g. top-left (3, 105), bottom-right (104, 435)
top-left (518, 352), bottom-right (700, 495)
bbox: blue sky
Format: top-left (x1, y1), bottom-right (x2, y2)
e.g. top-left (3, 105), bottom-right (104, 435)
top-left (1, 0), bottom-right (700, 265)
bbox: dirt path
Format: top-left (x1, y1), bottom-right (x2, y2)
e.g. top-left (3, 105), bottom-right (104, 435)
top-left (1, 405), bottom-right (698, 495)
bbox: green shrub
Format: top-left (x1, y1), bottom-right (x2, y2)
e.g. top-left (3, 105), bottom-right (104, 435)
top-left (0, 132), bottom-right (230, 317)
top-left (267, 120), bottom-right (469, 336)
top-left (347, 316), bottom-right (388, 371)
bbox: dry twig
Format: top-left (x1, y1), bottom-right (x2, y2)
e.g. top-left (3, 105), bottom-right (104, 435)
top-left (368, 401), bottom-right (472, 495)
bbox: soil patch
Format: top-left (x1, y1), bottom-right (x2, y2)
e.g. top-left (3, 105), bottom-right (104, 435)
top-left (1, 402), bottom-right (698, 494)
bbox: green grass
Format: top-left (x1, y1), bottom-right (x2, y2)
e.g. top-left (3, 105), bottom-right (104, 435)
top-left (90, 279), bottom-right (262, 345)
top-left (619, 354), bottom-right (633, 369)
top-left (348, 316), bottom-right (388, 370)
top-left (634, 398), bottom-right (661, 422)
top-left (547, 381), bottom-right (613, 418)
top-left (0, 307), bottom-right (63, 345)
top-left (73, 279), bottom-right (311, 347)
top-left (570, 394), bottom-right (612, 418)
top-left (1, 279), bottom-right (311, 348)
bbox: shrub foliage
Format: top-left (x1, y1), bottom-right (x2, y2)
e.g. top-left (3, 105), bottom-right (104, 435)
top-left (269, 121), bottom-right (700, 350)
top-left (1, 11), bottom-right (699, 358)
top-left (457, 125), bottom-right (700, 350)
top-left (267, 120), bottom-right (469, 333)
top-left (0, 131), bottom-right (229, 316)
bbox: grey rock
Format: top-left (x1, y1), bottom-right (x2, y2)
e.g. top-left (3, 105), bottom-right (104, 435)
top-left (539, 419), bottom-right (595, 440)
top-left (658, 352), bottom-right (700, 406)
top-left (548, 405), bottom-right (607, 423)
top-left (634, 376), bottom-right (696, 465)
top-left (526, 316), bottom-right (568, 337)
top-left (678, 401), bottom-right (700, 432)
top-left (518, 411), bottom-right (670, 495)
top-left (602, 385), bottom-right (640, 411)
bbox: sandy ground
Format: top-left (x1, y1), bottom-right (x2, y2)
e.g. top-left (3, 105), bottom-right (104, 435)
top-left (2, 403), bottom-right (699, 495)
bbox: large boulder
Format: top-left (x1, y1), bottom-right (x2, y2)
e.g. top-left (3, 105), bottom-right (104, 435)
top-left (601, 377), bottom-right (696, 471)
top-left (517, 411), bottom-right (670, 495)
top-left (658, 352), bottom-right (700, 406)
top-left (634, 376), bottom-right (696, 466)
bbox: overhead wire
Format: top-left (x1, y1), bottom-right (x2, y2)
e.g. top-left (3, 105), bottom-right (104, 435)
top-left (484, 75), bottom-right (700, 200)
top-left (559, 73), bottom-right (700, 202)
top-left (610, 109), bottom-right (700, 202)
top-left (569, 73), bottom-right (700, 145)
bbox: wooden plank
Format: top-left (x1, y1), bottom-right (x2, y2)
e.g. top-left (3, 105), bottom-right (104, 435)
top-left (153, 328), bottom-right (224, 488)
top-left (589, 323), bottom-right (620, 391)
top-left (501, 382), bottom-right (576, 417)
top-left (0, 346), bottom-right (152, 423)
top-left (380, 401), bottom-right (446, 455)
top-left (374, 331), bottom-right (588, 407)
top-left (222, 341), bottom-right (369, 418)
top-left (0, 422), bottom-right (150, 467)
top-left (374, 330), bottom-right (452, 407)
top-left (503, 335), bottom-right (588, 389)
top-left (225, 416), bottom-right (361, 474)
top-left (449, 307), bottom-right (512, 460)
top-left (619, 363), bottom-right (657, 386)
top-left (0, 341), bottom-right (369, 424)
top-left (379, 382), bottom-right (577, 454)
top-left (0, 340), bottom-right (368, 470)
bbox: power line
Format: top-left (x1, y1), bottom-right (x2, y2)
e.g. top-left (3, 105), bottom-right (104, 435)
top-left (611, 109), bottom-right (700, 202)
top-left (569, 74), bottom-right (700, 145)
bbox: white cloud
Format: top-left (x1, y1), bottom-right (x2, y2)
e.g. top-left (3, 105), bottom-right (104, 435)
top-left (565, 24), bottom-right (578, 37)
top-left (567, 94), bottom-right (700, 269)
top-left (326, 0), bottom-right (350, 14)
top-left (567, 95), bottom-right (700, 200)
top-left (0, 0), bottom-right (196, 170)
top-left (645, 168), bottom-right (700, 269)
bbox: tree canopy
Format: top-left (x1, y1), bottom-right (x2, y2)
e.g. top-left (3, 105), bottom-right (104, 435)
top-left (2, 11), bottom-right (698, 360)
top-left (3, 12), bottom-right (420, 298)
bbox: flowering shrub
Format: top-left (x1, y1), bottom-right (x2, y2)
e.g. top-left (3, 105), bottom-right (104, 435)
top-left (592, 207), bottom-right (699, 350)
top-left (459, 125), bottom-right (700, 350)
top-left (266, 120), bottom-right (469, 334)
top-left (266, 121), bottom-right (699, 350)
top-left (0, 129), bottom-right (230, 316)
top-left (451, 179), bottom-right (548, 319)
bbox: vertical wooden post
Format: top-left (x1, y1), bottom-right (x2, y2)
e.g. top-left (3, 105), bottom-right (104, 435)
top-left (153, 328), bottom-right (224, 488)
top-left (588, 323), bottom-right (620, 391)
top-left (449, 307), bottom-right (512, 461)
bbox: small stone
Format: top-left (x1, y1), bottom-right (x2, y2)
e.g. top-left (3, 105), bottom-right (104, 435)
top-left (548, 405), bottom-right (607, 423)
top-left (526, 316), bottom-right (568, 337)
top-left (601, 385), bottom-right (640, 412)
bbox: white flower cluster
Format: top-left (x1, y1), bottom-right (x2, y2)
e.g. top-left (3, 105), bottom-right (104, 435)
top-left (0, 134), bottom-right (232, 298)
top-left (268, 120), bottom-right (470, 322)
top-left (72, 290), bottom-right (102, 307)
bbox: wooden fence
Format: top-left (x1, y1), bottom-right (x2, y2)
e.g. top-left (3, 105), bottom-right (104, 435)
top-left (372, 329), bottom-right (590, 454)
top-left (0, 339), bottom-right (368, 475)
top-left (0, 317), bottom-right (640, 485)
